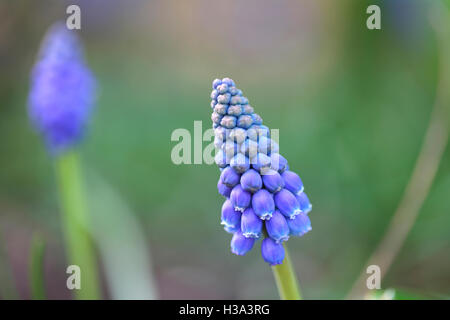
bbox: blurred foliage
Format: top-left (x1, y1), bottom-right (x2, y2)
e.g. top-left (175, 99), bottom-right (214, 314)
top-left (0, 0), bottom-right (449, 299)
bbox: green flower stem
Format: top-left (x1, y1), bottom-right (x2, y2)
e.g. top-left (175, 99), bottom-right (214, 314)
top-left (271, 243), bottom-right (302, 300)
top-left (30, 234), bottom-right (46, 300)
top-left (56, 150), bottom-right (100, 299)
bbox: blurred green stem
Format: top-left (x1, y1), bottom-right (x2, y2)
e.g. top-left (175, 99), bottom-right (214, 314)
top-left (271, 243), bottom-right (302, 300)
top-left (347, 2), bottom-right (450, 299)
top-left (30, 234), bottom-right (46, 299)
top-left (56, 150), bottom-right (100, 299)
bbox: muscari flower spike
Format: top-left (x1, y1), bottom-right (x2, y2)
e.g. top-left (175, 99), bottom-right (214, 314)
top-left (211, 77), bottom-right (312, 266)
top-left (28, 23), bottom-right (96, 155)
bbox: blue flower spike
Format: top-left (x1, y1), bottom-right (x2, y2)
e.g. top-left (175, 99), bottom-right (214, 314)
top-left (209, 78), bottom-right (312, 265)
top-left (28, 23), bottom-right (96, 155)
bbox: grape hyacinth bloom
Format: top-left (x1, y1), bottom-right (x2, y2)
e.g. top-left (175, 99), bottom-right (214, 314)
top-left (210, 78), bottom-right (312, 267)
top-left (27, 23), bottom-right (100, 299)
top-left (28, 23), bottom-right (96, 155)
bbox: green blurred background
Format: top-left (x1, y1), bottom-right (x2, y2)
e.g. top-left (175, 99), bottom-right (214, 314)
top-left (0, 0), bottom-right (449, 299)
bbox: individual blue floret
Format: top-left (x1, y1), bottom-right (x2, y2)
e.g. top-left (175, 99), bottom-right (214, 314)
top-left (241, 208), bottom-right (263, 239)
top-left (274, 189), bottom-right (301, 219)
top-left (296, 192), bottom-right (312, 214)
top-left (231, 230), bottom-right (255, 256)
top-left (287, 212), bottom-right (311, 236)
top-left (230, 184), bottom-right (251, 212)
top-left (282, 171), bottom-right (304, 195)
top-left (262, 169), bottom-right (285, 193)
top-left (217, 180), bottom-right (232, 198)
top-left (252, 189), bottom-right (275, 220)
top-left (261, 238), bottom-right (285, 266)
top-left (220, 166), bottom-right (240, 187)
top-left (266, 210), bottom-right (290, 244)
top-left (240, 169), bottom-right (262, 193)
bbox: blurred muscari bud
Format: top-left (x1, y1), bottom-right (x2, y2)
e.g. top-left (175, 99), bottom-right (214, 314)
top-left (230, 153), bottom-right (250, 173)
top-left (258, 136), bottom-right (276, 154)
top-left (218, 93), bottom-right (231, 104)
top-left (229, 127), bottom-right (246, 144)
top-left (240, 169), bottom-right (262, 193)
top-left (209, 77), bottom-right (312, 265)
top-left (214, 103), bottom-right (228, 115)
top-left (251, 113), bottom-right (263, 126)
top-left (221, 199), bottom-right (242, 233)
top-left (217, 83), bottom-right (229, 94)
top-left (262, 169), bottom-right (285, 193)
top-left (237, 114), bottom-right (253, 129)
top-left (248, 125), bottom-right (270, 141)
top-left (222, 77), bottom-right (235, 87)
top-left (252, 189), bottom-right (275, 220)
top-left (211, 111), bottom-right (223, 126)
top-left (230, 184), bottom-right (251, 212)
top-left (240, 139), bottom-right (258, 158)
top-left (227, 104), bottom-right (243, 116)
top-left (214, 126), bottom-right (229, 141)
top-left (220, 166), bottom-right (240, 187)
top-left (230, 96), bottom-right (242, 106)
top-left (246, 126), bottom-right (259, 141)
top-left (28, 23), bottom-right (96, 155)
top-left (217, 180), bottom-right (232, 198)
top-left (295, 192), bottom-right (312, 214)
top-left (241, 208), bottom-right (263, 239)
top-left (270, 153), bottom-right (288, 173)
top-left (214, 149), bottom-right (231, 168)
top-left (266, 210), bottom-right (290, 243)
top-left (242, 104), bottom-right (254, 115)
top-left (261, 237), bottom-right (285, 266)
top-left (212, 78), bottom-right (222, 89)
top-left (214, 136), bottom-right (224, 149)
top-left (231, 230), bottom-right (255, 256)
top-left (251, 153), bottom-right (271, 172)
top-left (222, 140), bottom-right (239, 158)
top-left (287, 212), bottom-right (311, 236)
top-left (282, 171), bottom-right (304, 195)
top-left (269, 140), bottom-right (279, 154)
top-left (211, 89), bottom-right (219, 100)
top-left (229, 86), bottom-right (239, 96)
top-left (220, 115), bottom-right (237, 129)
top-left (274, 189), bottom-right (301, 219)
top-left (259, 125), bottom-right (271, 138)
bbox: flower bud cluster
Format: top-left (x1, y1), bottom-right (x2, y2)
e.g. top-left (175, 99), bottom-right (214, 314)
top-left (211, 78), bottom-right (312, 265)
